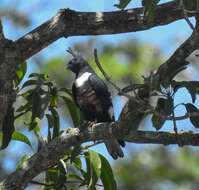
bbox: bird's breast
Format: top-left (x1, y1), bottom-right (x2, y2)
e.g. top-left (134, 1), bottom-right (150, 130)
top-left (75, 72), bottom-right (92, 87)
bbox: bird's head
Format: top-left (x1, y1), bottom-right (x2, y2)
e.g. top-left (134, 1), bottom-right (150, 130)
top-left (67, 49), bottom-right (89, 74)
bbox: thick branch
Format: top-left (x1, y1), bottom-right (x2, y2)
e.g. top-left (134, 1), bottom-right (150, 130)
top-left (15, 1), bottom-right (194, 60)
top-left (125, 130), bottom-right (199, 145)
top-left (1, 122), bottom-right (199, 190)
top-left (155, 18), bottom-right (199, 82)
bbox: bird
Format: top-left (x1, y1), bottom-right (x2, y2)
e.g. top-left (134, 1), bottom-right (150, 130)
top-left (67, 49), bottom-right (125, 159)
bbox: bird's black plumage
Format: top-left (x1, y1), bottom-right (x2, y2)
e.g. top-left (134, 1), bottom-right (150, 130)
top-left (67, 50), bottom-right (125, 159)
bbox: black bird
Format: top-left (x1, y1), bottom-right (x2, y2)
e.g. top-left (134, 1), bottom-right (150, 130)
top-left (67, 50), bottom-right (125, 159)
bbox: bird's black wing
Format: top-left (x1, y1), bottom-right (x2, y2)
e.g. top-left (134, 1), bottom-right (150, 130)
top-left (88, 74), bottom-right (125, 158)
top-left (88, 74), bottom-right (110, 96)
top-left (88, 74), bottom-right (113, 121)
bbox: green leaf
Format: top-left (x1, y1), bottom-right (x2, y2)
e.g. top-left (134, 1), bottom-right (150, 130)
top-left (0, 131), bottom-right (32, 148)
top-left (12, 131), bottom-right (32, 147)
top-left (15, 62), bottom-right (27, 85)
top-left (84, 150), bottom-right (101, 190)
top-left (55, 160), bottom-right (68, 189)
top-left (30, 92), bottom-right (41, 126)
top-left (58, 87), bottom-right (73, 97)
top-left (1, 107), bottom-right (15, 149)
top-left (151, 98), bottom-right (173, 130)
top-left (70, 145), bottom-right (82, 163)
top-left (46, 167), bottom-right (59, 183)
top-left (114, 0), bottom-right (132, 9)
top-left (16, 102), bottom-right (31, 113)
top-left (50, 88), bottom-right (58, 107)
top-left (73, 157), bottom-right (82, 170)
top-left (185, 103), bottom-right (199, 128)
top-left (30, 91), bottom-right (50, 130)
top-left (142, 0), bottom-right (160, 23)
top-left (99, 154), bottom-right (117, 190)
top-left (29, 121), bottom-right (38, 131)
top-left (59, 159), bottom-right (67, 175)
top-left (21, 80), bottom-right (37, 89)
top-left (44, 81), bottom-right (54, 88)
top-left (62, 96), bottom-right (80, 126)
top-left (151, 114), bottom-right (165, 131)
top-left (68, 173), bottom-right (84, 182)
top-left (46, 114), bottom-right (53, 142)
top-left (46, 114), bottom-right (54, 128)
top-left (29, 73), bottom-right (41, 78)
top-left (165, 97), bottom-right (174, 115)
top-left (29, 73), bottom-right (49, 80)
top-left (50, 107), bottom-right (60, 138)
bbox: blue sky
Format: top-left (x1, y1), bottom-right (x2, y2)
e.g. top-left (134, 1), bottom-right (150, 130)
top-left (1, 0), bottom-right (198, 183)
top-left (2, 0), bottom-right (193, 58)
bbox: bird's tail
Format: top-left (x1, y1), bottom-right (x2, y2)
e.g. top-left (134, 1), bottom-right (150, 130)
top-left (104, 138), bottom-right (124, 159)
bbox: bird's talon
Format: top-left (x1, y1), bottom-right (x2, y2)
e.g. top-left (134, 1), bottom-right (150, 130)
top-left (88, 121), bottom-right (95, 128)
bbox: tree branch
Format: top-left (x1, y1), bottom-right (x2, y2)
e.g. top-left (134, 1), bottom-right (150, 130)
top-left (1, 121), bottom-right (199, 190)
top-left (15, 1), bottom-right (195, 60)
top-left (0, 19), bottom-right (5, 41)
top-left (125, 130), bottom-right (199, 145)
top-left (155, 16), bottom-right (199, 82)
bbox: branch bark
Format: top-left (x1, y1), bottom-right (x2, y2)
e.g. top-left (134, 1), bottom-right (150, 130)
top-left (155, 19), bottom-right (199, 82)
top-left (0, 122), bottom-right (198, 190)
top-left (0, 19), bottom-right (5, 41)
top-left (0, 20), bottom-right (21, 130)
top-left (15, 1), bottom-right (194, 60)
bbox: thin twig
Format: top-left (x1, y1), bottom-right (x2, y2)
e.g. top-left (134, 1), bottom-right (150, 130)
top-left (14, 107), bottom-right (31, 119)
top-left (30, 180), bottom-right (54, 186)
top-left (65, 180), bottom-right (103, 187)
top-left (172, 103), bottom-right (178, 134)
top-left (94, 49), bottom-right (131, 98)
top-left (151, 109), bottom-right (199, 121)
top-left (30, 180), bottom-right (104, 187)
top-left (83, 140), bottom-right (103, 149)
top-left (94, 49), bottom-right (121, 92)
top-left (184, 13), bottom-right (195, 30)
top-left (121, 84), bottom-right (144, 93)
top-left (66, 47), bottom-right (77, 57)
top-left (181, 2), bottom-right (195, 30)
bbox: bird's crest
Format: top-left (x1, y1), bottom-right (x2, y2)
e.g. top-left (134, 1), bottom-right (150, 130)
top-left (66, 48), bottom-right (87, 63)
top-left (66, 48), bottom-right (78, 58)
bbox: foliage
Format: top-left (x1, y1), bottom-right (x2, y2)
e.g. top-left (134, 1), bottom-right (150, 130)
top-left (115, 0), bottom-right (198, 23)
top-left (1, 57), bottom-right (117, 189)
top-left (2, 0), bottom-right (199, 189)
top-left (2, 38), bottom-right (199, 189)
top-left (115, 147), bottom-right (199, 190)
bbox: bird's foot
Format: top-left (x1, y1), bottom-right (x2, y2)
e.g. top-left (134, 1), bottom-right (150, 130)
top-left (88, 121), bottom-right (96, 128)
top-left (80, 121), bottom-right (95, 129)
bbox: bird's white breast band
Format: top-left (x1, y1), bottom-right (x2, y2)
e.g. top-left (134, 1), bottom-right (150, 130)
top-left (75, 72), bottom-right (92, 87)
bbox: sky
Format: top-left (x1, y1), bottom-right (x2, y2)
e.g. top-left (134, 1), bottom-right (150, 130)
top-left (2, 0), bottom-right (193, 58)
top-left (1, 0), bottom-right (198, 188)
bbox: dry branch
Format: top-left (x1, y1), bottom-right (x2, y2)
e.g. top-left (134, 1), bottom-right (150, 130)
top-left (14, 1), bottom-right (194, 60)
